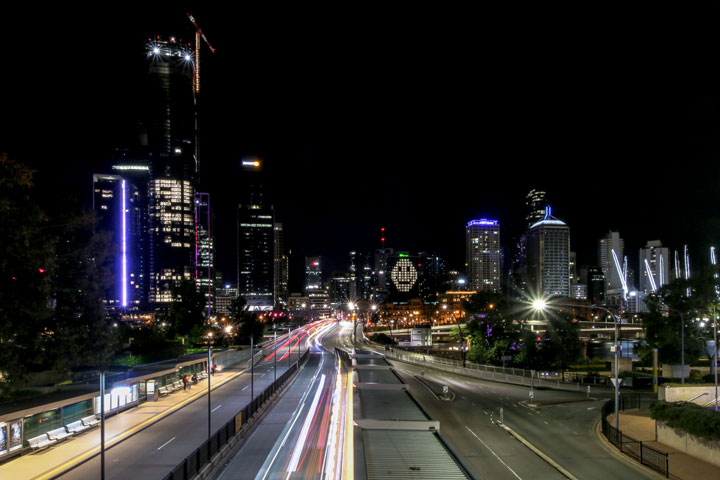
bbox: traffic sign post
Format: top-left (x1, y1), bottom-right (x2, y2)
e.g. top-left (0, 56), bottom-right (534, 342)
top-left (502, 355), bottom-right (511, 382)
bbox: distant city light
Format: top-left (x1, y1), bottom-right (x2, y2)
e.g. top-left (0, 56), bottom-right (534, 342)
top-left (467, 219), bottom-right (498, 227)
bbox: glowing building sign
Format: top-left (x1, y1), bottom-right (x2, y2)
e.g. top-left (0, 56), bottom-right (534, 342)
top-left (390, 258), bottom-right (418, 292)
top-left (467, 219), bottom-right (498, 227)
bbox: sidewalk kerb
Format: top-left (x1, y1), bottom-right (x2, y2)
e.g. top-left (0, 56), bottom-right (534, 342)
top-left (34, 366), bottom-right (257, 480)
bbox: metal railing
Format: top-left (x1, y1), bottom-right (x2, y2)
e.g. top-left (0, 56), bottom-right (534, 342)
top-left (162, 349), bottom-right (309, 480)
top-left (376, 346), bottom-right (612, 392)
top-left (600, 399), bottom-right (669, 477)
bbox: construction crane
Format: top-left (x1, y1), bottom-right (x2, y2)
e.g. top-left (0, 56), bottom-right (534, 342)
top-left (187, 13), bottom-right (216, 93)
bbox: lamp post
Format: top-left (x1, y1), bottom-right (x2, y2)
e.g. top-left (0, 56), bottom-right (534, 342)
top-left (533, 299), bottom-right (620, 432)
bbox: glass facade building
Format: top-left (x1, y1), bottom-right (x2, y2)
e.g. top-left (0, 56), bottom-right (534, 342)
top-left (526, 207), bottom-right (570, 298)
top-left (466, 219), bottom-right (501, 293)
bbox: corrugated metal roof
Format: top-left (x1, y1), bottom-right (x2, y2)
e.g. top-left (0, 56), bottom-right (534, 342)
top-left (357, 369), bottom-right (402, 384)
top-left (363, 430), bottom-right (469, 479)
top-left (359, 389), bottom-right (428, 421)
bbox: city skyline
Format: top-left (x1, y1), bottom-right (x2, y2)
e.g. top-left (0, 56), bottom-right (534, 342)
top-left (3, 6), bottom-right (720, 283)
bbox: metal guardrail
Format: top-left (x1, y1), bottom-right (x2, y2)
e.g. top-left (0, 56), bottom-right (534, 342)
top-left (161, 348), bottom-right (310, 480)
top-left (378, 347), bottom-right (608, 392)
top-left (600, 399), bottom-right (669, 477)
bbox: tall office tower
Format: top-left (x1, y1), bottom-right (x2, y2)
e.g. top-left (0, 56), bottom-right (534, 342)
top-left (92, 174), bottom-right (142, 311)
top-left (274, 223), bottom-right (289, 309)
top-left (195, 193), bottom-right (214, 315)
top-left (587, 266), bottom-right (606, 304)
top-left (639, 240), bottom-right (669, 296)
top-left (598, 231), bottom-right (625, 301)
top-left (144, 38), bottom-right (198, 308)
top-left (329, 272), bottom-right (352, 305)
top-left (237, 158), bottom-right (274, 311)
top-left (305, 257), bottom-right (323, 291)
top-left (418, 251), bottom-right (448, 299)
top-left (569, 251), bottom-right (579, 295)
top-left (525, 189), bottom-right (549, 228)
top-left (110, 149), bottom-right (151, 309)
top-left (466, 219), bottom-right (501, 293)
top-left (374, 248), bottom-right (395, 294)
top-left (526, 207), bottom-right (570, 298)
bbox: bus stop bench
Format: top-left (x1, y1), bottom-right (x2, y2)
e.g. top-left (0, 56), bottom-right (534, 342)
top-left (47, 427), bottom-right (72, 442)
top-left (158, 386), bottom-right (170, 396)
top-left (27, 434), bottom-right (57, 450)
top-left (66, 420), bottom-right (89, 434)
top-left (81, 415), bottom-right (100, 427)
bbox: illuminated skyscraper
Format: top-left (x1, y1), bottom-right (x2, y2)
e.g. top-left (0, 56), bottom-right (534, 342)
top-left (274, 223), bottom-right (289, 309)
top-left (466, 219), bottom-right (501, 293)
top-left (598, 231), bottom-right (624, 304)
top-left (305, 257), bottom-right (323, 291)
top-left (526, 207), bottom-right (570, 297)
top-left (143, 38), bottom-right (198, 307)
top-left (525, 189), bottom-right (549, 228)
top-left (237, 158), bottom-right (274, 310)
top-left (93, 174), bottom-right (143, 311)
top-left (639, 240), bottom-right (669, 296)
top-left (196, 192), bottom-right (214, 315)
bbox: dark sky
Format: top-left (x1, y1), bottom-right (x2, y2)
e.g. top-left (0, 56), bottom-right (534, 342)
top-left (3, 5), bottom-right (720, 285)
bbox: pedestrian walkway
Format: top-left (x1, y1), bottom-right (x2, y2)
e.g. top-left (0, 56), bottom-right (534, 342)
top-left (0, 369), bottom-right (242, 480)
top-left (605, 410), bottom-right (720, 479)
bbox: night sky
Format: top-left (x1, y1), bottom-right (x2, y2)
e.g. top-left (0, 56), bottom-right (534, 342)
top-left (3, 6), bottom-right (720, 286)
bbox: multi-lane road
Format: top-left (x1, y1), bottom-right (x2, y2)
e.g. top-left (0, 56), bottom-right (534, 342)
top-left (214, 321), bottom-right (351, 480)
top-left (54, 324), bottom-right (323, 480)
top-left (370, 347), bottom-right (658, 480)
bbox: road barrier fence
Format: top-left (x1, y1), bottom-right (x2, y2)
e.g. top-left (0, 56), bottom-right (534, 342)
top-left (162, 349), bottom-right (309, 480)
top-left (600, 399), bottom-right (669, 477)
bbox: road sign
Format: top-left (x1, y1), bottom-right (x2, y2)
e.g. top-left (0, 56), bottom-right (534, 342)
top-left (610, 378), bottom-right (623, 387)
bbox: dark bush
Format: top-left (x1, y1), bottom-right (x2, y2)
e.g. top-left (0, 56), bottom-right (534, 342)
top-left (650, 400), bottom-right (720, 442)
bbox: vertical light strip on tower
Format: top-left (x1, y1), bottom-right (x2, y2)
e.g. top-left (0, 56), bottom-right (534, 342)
top-left (685, 245), bottom-right (691, 296)
top-left (659, 254), bottom-right (665, 288)
top-left (121, 180), bottom-right (128, 308)
top-left (675, 251), bottom-right (681, 280)
top-left (611, 249), bottom-right (628, 300)
top-left (645, 259), bottom-right (657, 293)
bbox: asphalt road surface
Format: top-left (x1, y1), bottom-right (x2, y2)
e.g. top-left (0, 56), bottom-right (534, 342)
top-left (56, 327), bottom-right (316, 480)
top-left (389, 358), bottom-right (658, 480)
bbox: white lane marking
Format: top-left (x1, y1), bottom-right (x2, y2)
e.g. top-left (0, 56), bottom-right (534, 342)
top-left (242, 386), bottom-right (248, 391)
top-left (157, 436), bottom-right (176, 450)
top-left (544, 421), bottom-right (549, 425)
top-left (465, 426), bottom-right (522, 479)
top-left (211, 404), bottom-right (222, 413)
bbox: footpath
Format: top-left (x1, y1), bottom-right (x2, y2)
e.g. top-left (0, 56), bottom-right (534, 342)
top-left (605, 410), bottom-right (720, 479)
top-left (0, 369), bottom-right (244, 480)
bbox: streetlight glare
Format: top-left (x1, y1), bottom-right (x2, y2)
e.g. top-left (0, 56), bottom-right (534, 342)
top-left (532, 299), bottom-right (547, 311)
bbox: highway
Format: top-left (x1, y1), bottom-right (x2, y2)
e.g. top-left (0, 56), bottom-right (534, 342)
top-left (54, 324), bottom-right (323, 480)
top-left (215, 321), bottom-right (352, 480)
top-left (386, 355), bottom-right (658, 480)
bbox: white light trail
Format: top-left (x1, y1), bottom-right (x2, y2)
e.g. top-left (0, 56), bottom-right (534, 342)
top-left (287, 374), bottom-right (326, 473)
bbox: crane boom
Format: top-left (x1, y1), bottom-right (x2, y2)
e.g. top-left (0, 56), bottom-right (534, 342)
top-left (186, 13), bottom-right (215, 93)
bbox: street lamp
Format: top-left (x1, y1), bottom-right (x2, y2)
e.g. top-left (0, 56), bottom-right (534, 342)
top-left (532, 298), bottom-right (621, 433)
